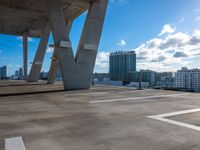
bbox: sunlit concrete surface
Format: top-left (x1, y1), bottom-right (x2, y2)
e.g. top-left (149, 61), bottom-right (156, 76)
top-left (1, 81), bottom-right (200, 150)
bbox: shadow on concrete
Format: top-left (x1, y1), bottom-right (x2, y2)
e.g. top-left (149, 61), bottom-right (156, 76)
top-left (0, 89), bottom-right (65, 97)
top-left (0, 83), bottom-right (47, 87)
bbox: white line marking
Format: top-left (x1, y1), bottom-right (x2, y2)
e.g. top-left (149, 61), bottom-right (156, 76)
top-left (94, 85), bottom-right (130, 89)
top-left (152, 108), bottom-right (200, 118)
top-left (147, 108), bottom-right (200, 131)
top-left (5, 136), bottom-right (26, 150)
top-left (65, 92), bottom-right (109, 96)
top-left (65, 90), bottom-right (138, 96)
top-left (90, 93), bottom-right (189, 104)
top-left (86, 92), bottom-right (109, 95)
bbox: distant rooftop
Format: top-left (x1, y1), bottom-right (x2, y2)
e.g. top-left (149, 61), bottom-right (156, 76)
top-left (110, 50), bottom-right (136, 55)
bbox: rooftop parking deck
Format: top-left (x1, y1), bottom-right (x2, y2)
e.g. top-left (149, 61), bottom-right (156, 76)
top-left (0, 81), bottom-right (200, 150)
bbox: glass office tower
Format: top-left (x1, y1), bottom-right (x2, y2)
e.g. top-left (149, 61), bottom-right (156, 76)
top-left (109, 51), bottom-right (136, 82)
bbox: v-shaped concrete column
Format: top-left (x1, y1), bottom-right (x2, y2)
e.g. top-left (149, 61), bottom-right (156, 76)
top-left (47, 0), bottom-right (108, 90)
top-left (28, 23), bottom-right (50, 82)
top-left (47, 20), bottom-right (73, 84)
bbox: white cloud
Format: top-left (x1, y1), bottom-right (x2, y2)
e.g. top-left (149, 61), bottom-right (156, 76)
top-left (17, 36), bottom-right (34, 42)
top-left (117, 39), bottom-right (126, 47)
top-left (94, 51), bottom-right (109, 73)
top-left (93, 28), bottom-right (200, 72)
top-left (94, 27), bottom-right (200, 72)
top-left (46, 47), bottom-right (54, 53)
top-left (194, 9), bottom-right (200, 12)
top-left (110, 0), bottom-right (127, 6)
top-left (135, 29), bottom-right (200, 71)
top-left (110, 0), bottom-right (125, 3)
top-left (195, 16), bottom-right (200, 21)
top-left (158, 24), bottom-right (176, 36)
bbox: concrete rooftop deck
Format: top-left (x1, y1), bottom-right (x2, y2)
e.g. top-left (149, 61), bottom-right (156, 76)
top-left (0, 81), bottom-right (200, 150)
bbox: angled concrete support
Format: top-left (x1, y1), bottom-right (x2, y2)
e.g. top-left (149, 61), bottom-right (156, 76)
top-left (23, 32), bottom-right (28, 80)
top-left (28, 23), bottom-right (50, 82)
top-left (75, 0), bottom-right (108, 88)
top-left (47, 20), bottom-right (73, 84)
top-left (47, 0), bottom-right (108, 90)
top-left (47, 53), bottom-right (59, 84)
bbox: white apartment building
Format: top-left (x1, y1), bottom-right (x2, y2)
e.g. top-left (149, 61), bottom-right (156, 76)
top-left (175, 67), bottom-right (200, 92)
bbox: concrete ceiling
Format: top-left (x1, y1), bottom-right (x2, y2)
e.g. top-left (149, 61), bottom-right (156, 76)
top-left (0, 0), bottom-right (90, 37)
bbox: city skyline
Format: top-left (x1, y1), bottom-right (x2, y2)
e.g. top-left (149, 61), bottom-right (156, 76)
top-left (1, 0), bottom-right (200, 75)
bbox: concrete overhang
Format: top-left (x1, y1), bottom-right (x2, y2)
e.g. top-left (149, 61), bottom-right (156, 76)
top-left (0, 0), bottom-right (91, 38)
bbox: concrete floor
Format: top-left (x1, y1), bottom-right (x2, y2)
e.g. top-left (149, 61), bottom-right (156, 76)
top-left (0, 81), bottom-right (200, 150)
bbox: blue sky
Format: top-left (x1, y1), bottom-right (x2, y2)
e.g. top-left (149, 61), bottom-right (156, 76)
top-left (1, 0), bottom-right (200, 75)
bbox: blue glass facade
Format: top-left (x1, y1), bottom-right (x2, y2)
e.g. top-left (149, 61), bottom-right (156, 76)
top-left (109, 51), bottom-right (136, 82)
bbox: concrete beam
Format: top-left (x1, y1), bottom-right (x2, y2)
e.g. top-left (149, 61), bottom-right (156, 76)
top-left (28, 23), bottom-right (50, 82)
top-left (23, 32), bottom-right (28, 80)
top-left (47, 0), bottom-right (108, 90)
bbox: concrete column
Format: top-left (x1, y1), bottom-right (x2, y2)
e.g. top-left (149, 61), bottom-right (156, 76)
top-left (23, 32), bottom-right (28, 80)
top-left (28, 23), bottom-right (50, 82)
top-left (47, 20), bottom-right (72, 84)
top-left (47, 0), bottom-right (108, 90)
top-left (75, 0), bottom-right (108, 88)
top-left (47, 52), bottom-right (59, 84)
top-left (47, 0), bottom-right (76, 90)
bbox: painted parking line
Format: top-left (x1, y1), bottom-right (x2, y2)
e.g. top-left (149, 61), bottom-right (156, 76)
top-left (147, 108), bottom-right (200, 131)
top-left (90, 93), bottom-right (189, 104)
top-left (5, 136), bottom-right (26, 150)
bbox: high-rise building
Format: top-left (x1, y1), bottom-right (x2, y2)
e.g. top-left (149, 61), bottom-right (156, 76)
top-left (13, 67), bottom-right (24, 80)
top-left (40, 71), bottom-right (48, 80)
top-left (0, 65), bottom-right (7, 80)
top-left (15, 70), bottom-right (19, 79)
top-left (0, 67), bottom-right (2, 79)
top-left (2, 66), bottom-right (7, 78)
top-left (109, 51), bottom-right (136, 82)
top-left (19, 67), bottom-right (24, 80)
top-left (175, 67), bottom-right (200, 92)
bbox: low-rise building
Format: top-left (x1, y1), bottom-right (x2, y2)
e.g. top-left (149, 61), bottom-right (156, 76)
top-left (156, 72), bottom-right (174, 88)
top-left (175, 67), bottom-right (200, 92)
top-left (93, 73), bottom-right (110, 82)
top-left (128, 70), bottom-right (156, 87)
